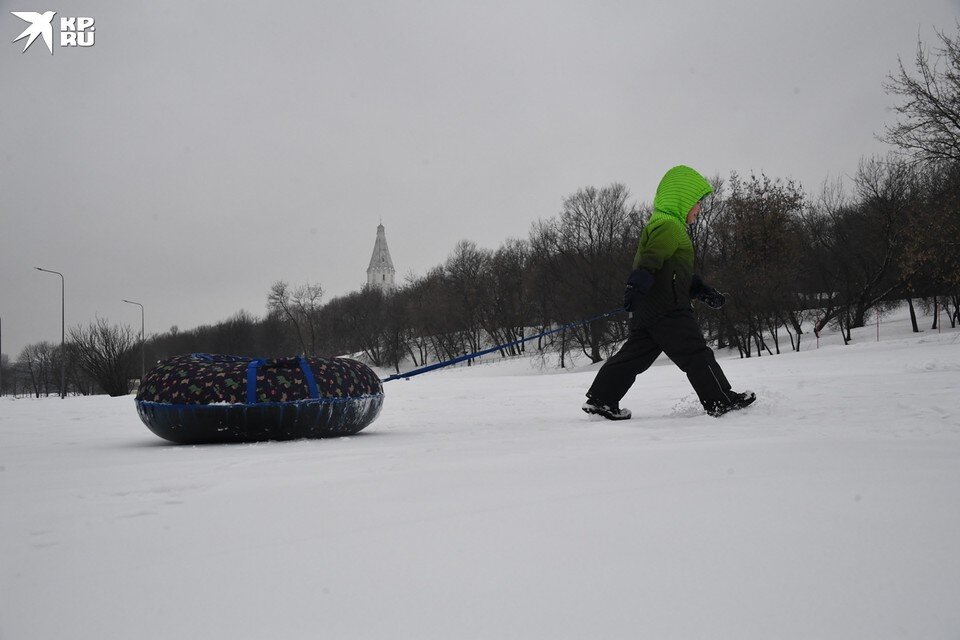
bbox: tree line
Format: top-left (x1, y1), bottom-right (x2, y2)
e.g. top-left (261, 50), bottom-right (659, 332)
top-left (3, 26), bottom-right (959, 396)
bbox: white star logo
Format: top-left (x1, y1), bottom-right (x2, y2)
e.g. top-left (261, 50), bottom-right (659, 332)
top-left (11, 11), bottom-right (56, 54)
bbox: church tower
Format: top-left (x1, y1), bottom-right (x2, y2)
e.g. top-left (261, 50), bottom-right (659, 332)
top-left (366, 223), bottom-right (396, 292)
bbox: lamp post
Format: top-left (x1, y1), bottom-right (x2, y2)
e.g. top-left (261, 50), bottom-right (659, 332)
top-left (122, 299), bottom-right (145, 382)
top-left (35, 267), bottom-right (65, 399)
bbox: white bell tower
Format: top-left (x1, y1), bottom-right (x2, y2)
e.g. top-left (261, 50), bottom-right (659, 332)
top-left (366, 223), bottom-right (396, 292)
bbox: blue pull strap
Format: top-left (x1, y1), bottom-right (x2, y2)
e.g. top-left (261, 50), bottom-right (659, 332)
top-left (246, 359), bottom-right (264, 403)
top-left (298, 356), bottom-right (320, 399)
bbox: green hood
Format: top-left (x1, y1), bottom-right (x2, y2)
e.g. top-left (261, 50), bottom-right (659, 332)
top-left (652, 165), bottom-right (713, 223)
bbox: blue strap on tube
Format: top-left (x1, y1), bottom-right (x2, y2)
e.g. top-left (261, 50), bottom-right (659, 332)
top-left (298, 356), bottom-right (320, 399)
top-left (246, 360), bottom-right (263, 404)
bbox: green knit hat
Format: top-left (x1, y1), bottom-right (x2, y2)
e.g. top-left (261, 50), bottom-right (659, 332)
top-left (652, 165), bottom-right (713, 222)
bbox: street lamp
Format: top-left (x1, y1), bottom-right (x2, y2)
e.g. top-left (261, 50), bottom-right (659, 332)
top-left (35, 267), bottom-right (65, 399)
top-left (122, 299), bottom-right (145, 382)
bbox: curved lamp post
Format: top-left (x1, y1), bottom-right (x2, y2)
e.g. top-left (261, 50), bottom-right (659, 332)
top-left (35, 267), bottom-right (65, 399)
top-left (122, 299), bottom-right (145, 382)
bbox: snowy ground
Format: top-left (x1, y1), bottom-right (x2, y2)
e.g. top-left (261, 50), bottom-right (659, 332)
top-left (2, 309), bottom-right (959, 639)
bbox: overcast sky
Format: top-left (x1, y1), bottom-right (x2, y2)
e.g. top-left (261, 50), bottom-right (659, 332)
top-left (1, 0), bottom-right (957, 359)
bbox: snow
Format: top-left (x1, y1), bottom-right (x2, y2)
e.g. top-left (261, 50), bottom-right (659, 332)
top-left (2, 308), bottom-right (959, 639)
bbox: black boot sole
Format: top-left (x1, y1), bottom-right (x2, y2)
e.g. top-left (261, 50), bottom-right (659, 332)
top-left (707, 393), bottom-right (757, 417)
top-left (582, 404), bottom-right (632, 420)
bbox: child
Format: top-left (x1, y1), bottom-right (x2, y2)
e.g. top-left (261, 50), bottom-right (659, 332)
top-left (583, 165), bottom-right (755, 419)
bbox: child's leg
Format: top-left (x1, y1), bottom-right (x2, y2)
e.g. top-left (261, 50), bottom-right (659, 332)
top-left (652, 310), bottom-right (734, 410)
top-left (586, 326), bottom-right (662, 404)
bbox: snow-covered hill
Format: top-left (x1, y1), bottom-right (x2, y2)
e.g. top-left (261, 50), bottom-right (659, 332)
top-left (1, 309), bottom-right (958, 639)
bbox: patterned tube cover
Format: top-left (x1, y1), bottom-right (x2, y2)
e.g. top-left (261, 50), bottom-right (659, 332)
top-left (136, 353), bottom-right (383, 405)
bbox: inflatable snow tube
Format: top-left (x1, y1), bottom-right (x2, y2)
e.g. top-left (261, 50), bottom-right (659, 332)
top-left (134, 353), bottom-right (384, 444)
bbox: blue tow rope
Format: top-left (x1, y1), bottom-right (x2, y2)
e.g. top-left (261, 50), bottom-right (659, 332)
top-left (381, 308), bottom-right (625, 383)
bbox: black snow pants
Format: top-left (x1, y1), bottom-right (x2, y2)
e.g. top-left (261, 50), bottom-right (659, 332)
top-left (587, 308), bottom-right (733, 411)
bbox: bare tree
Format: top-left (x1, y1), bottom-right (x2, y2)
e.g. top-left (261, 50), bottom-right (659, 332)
top-left (68, 318), bottom-right (138, 397)
top-left (381, 287), bottom-right (413, 373)
top-left (324, 288), bottom-right (389, 365)
top-left (17, 342), bottom-right (55, 397)
top-left (882, 25), bottom-right (960, 165)
top-left (706, 174), bottom-right (805, 356)
top-left (406, 267), bottom-right (465, 363)
top-left (400, 273), bottom-right (440, 366)
top-left (478, 239), bottom-right (530, 356)
top-left (444, 240), bottom-right (490, 358)
top-left (0, 353), bottom-right (9, 397)
top-left (688, 176), bottom-right (724, 275)
top-left (799, 160), bottom-right (917, 343)
top-left (901, 163), bottom-right (960, 302)
top-left (266, 281), bottom-right (324, 355)
top-left (529, 183), bottom-right (640, 363)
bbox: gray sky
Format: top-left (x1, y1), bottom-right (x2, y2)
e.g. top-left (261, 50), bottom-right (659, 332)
top-left (2, 0), bottom-right (957, 359)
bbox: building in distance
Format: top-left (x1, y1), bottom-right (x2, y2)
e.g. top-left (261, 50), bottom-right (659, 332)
top-left (366, 223), bottom-right (396, 292)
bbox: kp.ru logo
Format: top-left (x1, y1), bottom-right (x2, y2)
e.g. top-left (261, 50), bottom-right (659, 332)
top-left (11, 11), bottom-right (95, 54)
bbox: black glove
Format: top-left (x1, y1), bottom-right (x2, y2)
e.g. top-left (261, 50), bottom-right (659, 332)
top-left (689, 274), bottom-right (726, 309)
top-left (623, 268), bottom-right (654, 312)
top-left (699, 288), bottom-right (726, 309)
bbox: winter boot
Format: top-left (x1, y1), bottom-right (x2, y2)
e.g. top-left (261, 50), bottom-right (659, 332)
top-left (705, 390), bottom-right (756, 417)
top-left (582, 396), bottom-right (632, 421)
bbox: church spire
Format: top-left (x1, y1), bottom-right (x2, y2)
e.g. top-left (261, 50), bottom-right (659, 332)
top-left (367, 223), bottom-right (396, 292)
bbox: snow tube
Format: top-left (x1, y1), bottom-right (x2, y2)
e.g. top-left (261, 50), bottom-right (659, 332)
top-left (134, 353), bottom-right (384, 444)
